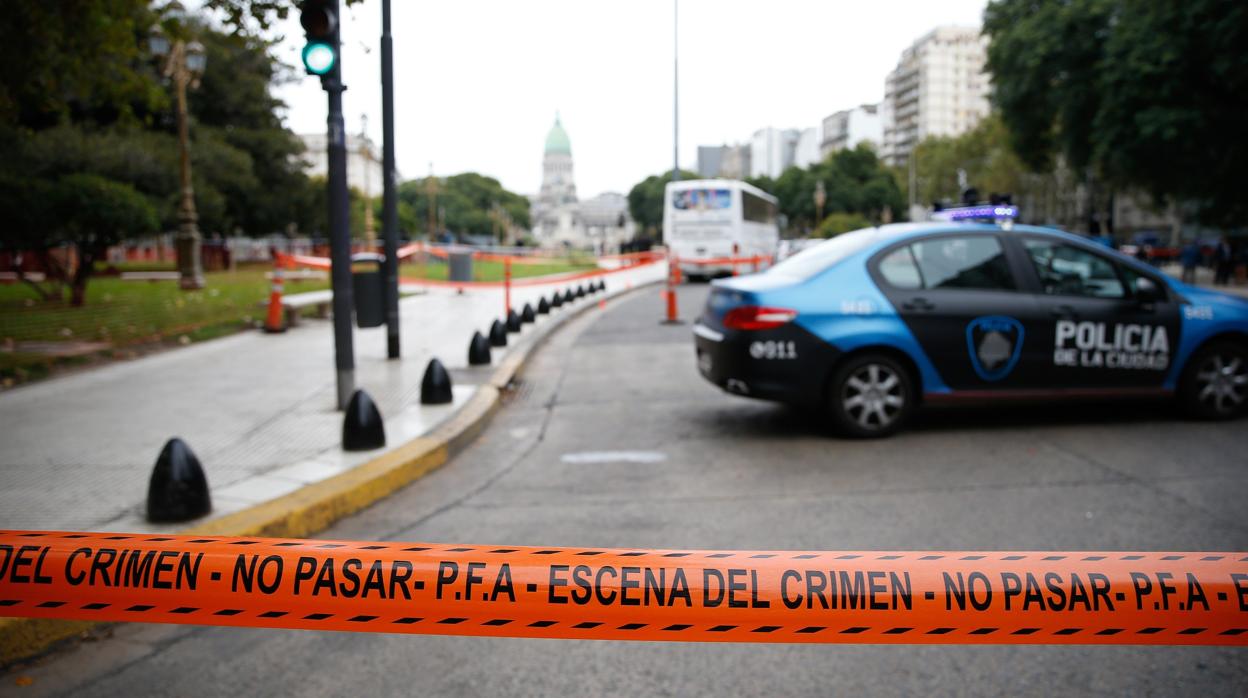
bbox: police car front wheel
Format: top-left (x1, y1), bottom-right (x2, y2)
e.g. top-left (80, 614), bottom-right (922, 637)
top-left (828, 354), bottom-right (914, 438)
top-left (1179, 341), bottom-right (1248, 420)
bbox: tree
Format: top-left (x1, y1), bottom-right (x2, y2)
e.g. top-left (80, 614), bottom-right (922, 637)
top-left (769, 145), bottom-right (904, 234)
top-left (983, 0), bottom-right (1248, 225)
top-left (52, 174), bottom-right (158, 305)
top-left (395, 173), bottom-right (530, 240)
top-left (626, 170), bottom-right (699, 237)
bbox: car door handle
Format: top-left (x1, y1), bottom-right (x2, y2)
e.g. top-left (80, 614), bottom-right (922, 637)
top-left (901, 297), bottom-right (935, 312)
top-left (1049, 304), bottom-right (1078, 319)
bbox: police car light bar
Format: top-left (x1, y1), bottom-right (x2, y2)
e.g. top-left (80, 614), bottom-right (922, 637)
top-left (932, 204), bottom-right (1020, 223)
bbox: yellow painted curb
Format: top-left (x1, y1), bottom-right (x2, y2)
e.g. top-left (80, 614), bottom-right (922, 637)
top-left (0, 280), bottom-right (655, 668)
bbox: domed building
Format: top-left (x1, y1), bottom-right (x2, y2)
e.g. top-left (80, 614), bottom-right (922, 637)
top-left (530, 113), bottom-right (634, 251)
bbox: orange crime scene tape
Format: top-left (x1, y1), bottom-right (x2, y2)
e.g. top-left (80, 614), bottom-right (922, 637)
top-left (2, 531), bottom-right (1245, 645)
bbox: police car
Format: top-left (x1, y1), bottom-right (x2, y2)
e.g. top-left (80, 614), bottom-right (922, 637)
top-left (693, 208), bottom-right (1248, 437)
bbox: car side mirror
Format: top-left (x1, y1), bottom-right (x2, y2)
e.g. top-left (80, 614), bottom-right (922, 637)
top-left (1135, 276), bottom-right (1163, 303)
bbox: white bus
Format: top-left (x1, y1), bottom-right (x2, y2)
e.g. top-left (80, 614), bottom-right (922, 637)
top-left (663, 179), bottom-right (780, 278)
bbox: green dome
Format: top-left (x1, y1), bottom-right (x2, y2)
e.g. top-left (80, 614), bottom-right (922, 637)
top-left (545, 115), bottom-right (571, 154)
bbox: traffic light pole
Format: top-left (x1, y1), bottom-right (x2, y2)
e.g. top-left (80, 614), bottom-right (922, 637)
top-left (380, 0), bottom-right (400, 359)
top-left (323, 0), bottom-right (355, 410)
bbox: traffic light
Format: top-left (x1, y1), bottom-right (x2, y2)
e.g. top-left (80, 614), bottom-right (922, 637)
top-left (300, 0), bottom-right (337, 76)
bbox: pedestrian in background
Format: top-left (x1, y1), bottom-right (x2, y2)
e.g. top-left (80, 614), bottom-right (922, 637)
top-left (1214, 236), bottom-right (1234, 285)
top-left (1180, 240), bottom-right (1201, 284)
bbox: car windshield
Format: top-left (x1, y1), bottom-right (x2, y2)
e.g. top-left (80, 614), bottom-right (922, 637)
top-left (766, 228), bottom-right (878, 280)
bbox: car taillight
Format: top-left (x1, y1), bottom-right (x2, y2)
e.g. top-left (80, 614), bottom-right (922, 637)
top-left (722, 306), bottom-right (798, 331)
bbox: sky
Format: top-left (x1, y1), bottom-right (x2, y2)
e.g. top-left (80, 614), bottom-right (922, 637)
top-left (257, 0), bottom-right (988, 197)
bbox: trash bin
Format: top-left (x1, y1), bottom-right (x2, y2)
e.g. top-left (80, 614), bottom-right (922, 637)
top-left (352, 252), bottom-right (385, 328)
top-left (448, 247), bottom-right (474, 283)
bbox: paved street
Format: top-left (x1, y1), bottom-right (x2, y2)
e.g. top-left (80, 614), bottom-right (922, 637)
top-left (4, 283), bottom-right (1247, 697)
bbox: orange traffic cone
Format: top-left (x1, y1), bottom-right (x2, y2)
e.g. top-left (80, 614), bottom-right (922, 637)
top-left (264, 258), bottom-right (286, 334)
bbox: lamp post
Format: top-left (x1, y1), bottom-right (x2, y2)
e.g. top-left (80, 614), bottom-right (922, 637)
top-left (813, 179), bottom-right (826, 229)
top-left (150, 26), bottom-right (207, 290)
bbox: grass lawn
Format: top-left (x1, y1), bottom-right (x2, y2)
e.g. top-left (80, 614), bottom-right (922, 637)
top-left (0, 266), bottom-right (328, 384)
top-left (399, 257), bottom-right (595, 282)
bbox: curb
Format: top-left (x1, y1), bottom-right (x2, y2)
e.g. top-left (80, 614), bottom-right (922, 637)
top-left (0, 279), bottom-right (660, 668)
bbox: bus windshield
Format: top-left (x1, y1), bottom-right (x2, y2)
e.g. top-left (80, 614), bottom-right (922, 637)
top-left (766, 228), bottom-right (878, 280)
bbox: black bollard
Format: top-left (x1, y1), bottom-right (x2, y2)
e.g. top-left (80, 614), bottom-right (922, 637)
top-left (575, 285), bottom-right (585, 299)
top-left (147, 438), bottom-right (211, 523)
top-left (564, 289), bottom-right (576, 304)
top-left (551, 292), bottom-right (563, 309)
top-left (468, 331), bottom-right (492, 365)
top-left (489, 319), bottom-right (508, 347)
top-left (506, 309), bottom-right (522, 333)
top-left (420, 357), bottom-right (453, 405)
top-left (597, 279), bottom-right (606, 292)
top-left (537, 297), bottom-right (551, 314)
top-left (343, 389), bottom-right (386, 451)
top-left (521, 303), bottom-right (536, 323)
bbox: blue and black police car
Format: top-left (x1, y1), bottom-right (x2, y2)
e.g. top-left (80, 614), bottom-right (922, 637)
top-left (693, 207), bottom-right (1248, 437)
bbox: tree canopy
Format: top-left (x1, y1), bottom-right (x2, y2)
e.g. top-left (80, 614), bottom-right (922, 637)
top-left (396, 173), bottom-right (530, 240)
top-left (764, 145), bottom-right (904, 235)
top-left (983, 0), bottom-right (1248, 225)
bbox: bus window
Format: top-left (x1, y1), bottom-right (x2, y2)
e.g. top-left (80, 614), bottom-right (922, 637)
top-left (742, 191), bottom-right (775, 223)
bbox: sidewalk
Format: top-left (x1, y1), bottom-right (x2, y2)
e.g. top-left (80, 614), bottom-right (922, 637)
top-left (0, 262), bottom-right (666, 535)
top-left (1158, 263), bottom-right (1248, 298)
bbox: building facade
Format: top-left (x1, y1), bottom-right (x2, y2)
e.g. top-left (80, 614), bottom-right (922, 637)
top-left (881, 26), bottom-right (989, 167)
top-left (794, 127), bottom-right (821, 168)
top-left (750, 127), bottom-right (801, 179)
top-left (529, 114), bottom-right (634, 251)
top-left (299, 133), bottom-right (385, 199)
top-left (821, 103), bottom-right (883, 158)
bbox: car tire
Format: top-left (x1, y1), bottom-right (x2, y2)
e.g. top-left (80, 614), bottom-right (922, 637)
top-left (827, 354), bottom-right (915, 438)
top-left (1178, 341), bottom-right (1248, 420)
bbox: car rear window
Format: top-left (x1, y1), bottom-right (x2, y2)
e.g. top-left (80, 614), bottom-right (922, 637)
top-left (766, 228), bottom-right (877, 280)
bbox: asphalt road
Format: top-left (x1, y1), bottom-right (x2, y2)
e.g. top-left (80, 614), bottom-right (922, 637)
top-left (5, 283), bottom-right (1247, 697)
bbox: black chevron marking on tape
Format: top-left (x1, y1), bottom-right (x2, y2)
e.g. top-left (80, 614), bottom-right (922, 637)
top-left (840, 627), bottom-right (869, 634)
top-left (1179, 628), bottom-right (1206, 635)
top-left (36, 601), bottom-right (66, 608)
top-left (483, 619), bottom-right (513, 626)
top-left (663, 624), bottom-right (692, 631)
top-left (1138, 627), bottom-right (1164, 634)
top-left (970, 628), bottom-right (998, 635)
top-left (752, 625), bottom-right (781, 633)
top-left (394, 617), bottom-right (422, 624)
top-left (126, 604), bottom-right (154, 612)
top-left (573, 622), bottom-right (603, 629)
top-left (884, 627), bottom-right (913, 635)
top-left (796, 626), bottom-right (826, 634)
top-left (214, 609), bottom-right (243, 616)
top-left (1054, 628), bottom-right (1081, 635)
top-left (619, 623), bottom-right (647, 630)
top-left (82, 603), bottom-right (111, 610)
top-left (708, 625), bottom-right (736, 632)
top-left (259, 611), bottom-right (288, 618)
top-left (348, 615), bottom-right (378, 622)
top-left (438, 617), bottom-right (468, 625)
top-left (1011, 628), bottom-right (1040, 635)
top-left (927, 628), bottom-right (955, 635)
top-left (303, 613), bottom-right (332, 620)
top-left (1096, 629), bottom-right (1123, 635)
top-left (528, 620), bottom-right (557, 628)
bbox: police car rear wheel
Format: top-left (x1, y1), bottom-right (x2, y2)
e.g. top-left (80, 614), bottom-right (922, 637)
top-left (828, 355), bottom-right (913, 438)
top-left (1180, 342), bottom-right (1248, 420)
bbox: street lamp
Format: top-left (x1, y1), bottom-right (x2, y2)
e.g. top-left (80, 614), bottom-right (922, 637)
top-left (150, 23), bottom-right (207, 290)
top-left (813, 179), bottom-right (826, 229)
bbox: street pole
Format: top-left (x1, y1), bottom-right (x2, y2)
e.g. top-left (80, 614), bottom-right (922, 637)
top-left (172, 43), bottom-right (205, 290)
top-left (671, 0), bottom-right (679, 183)
top-left (380, 0), bottom-right (400, 359)
top-left (324, 0), bottom-right (355, 410)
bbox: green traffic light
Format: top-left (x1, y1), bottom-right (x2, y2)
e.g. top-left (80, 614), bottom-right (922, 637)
top-left (302, 42), bottom-right (335, 75)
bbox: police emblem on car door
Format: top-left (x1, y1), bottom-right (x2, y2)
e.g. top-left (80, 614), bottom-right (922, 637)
top-left (966, 316), bottom-right (1024, 381)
